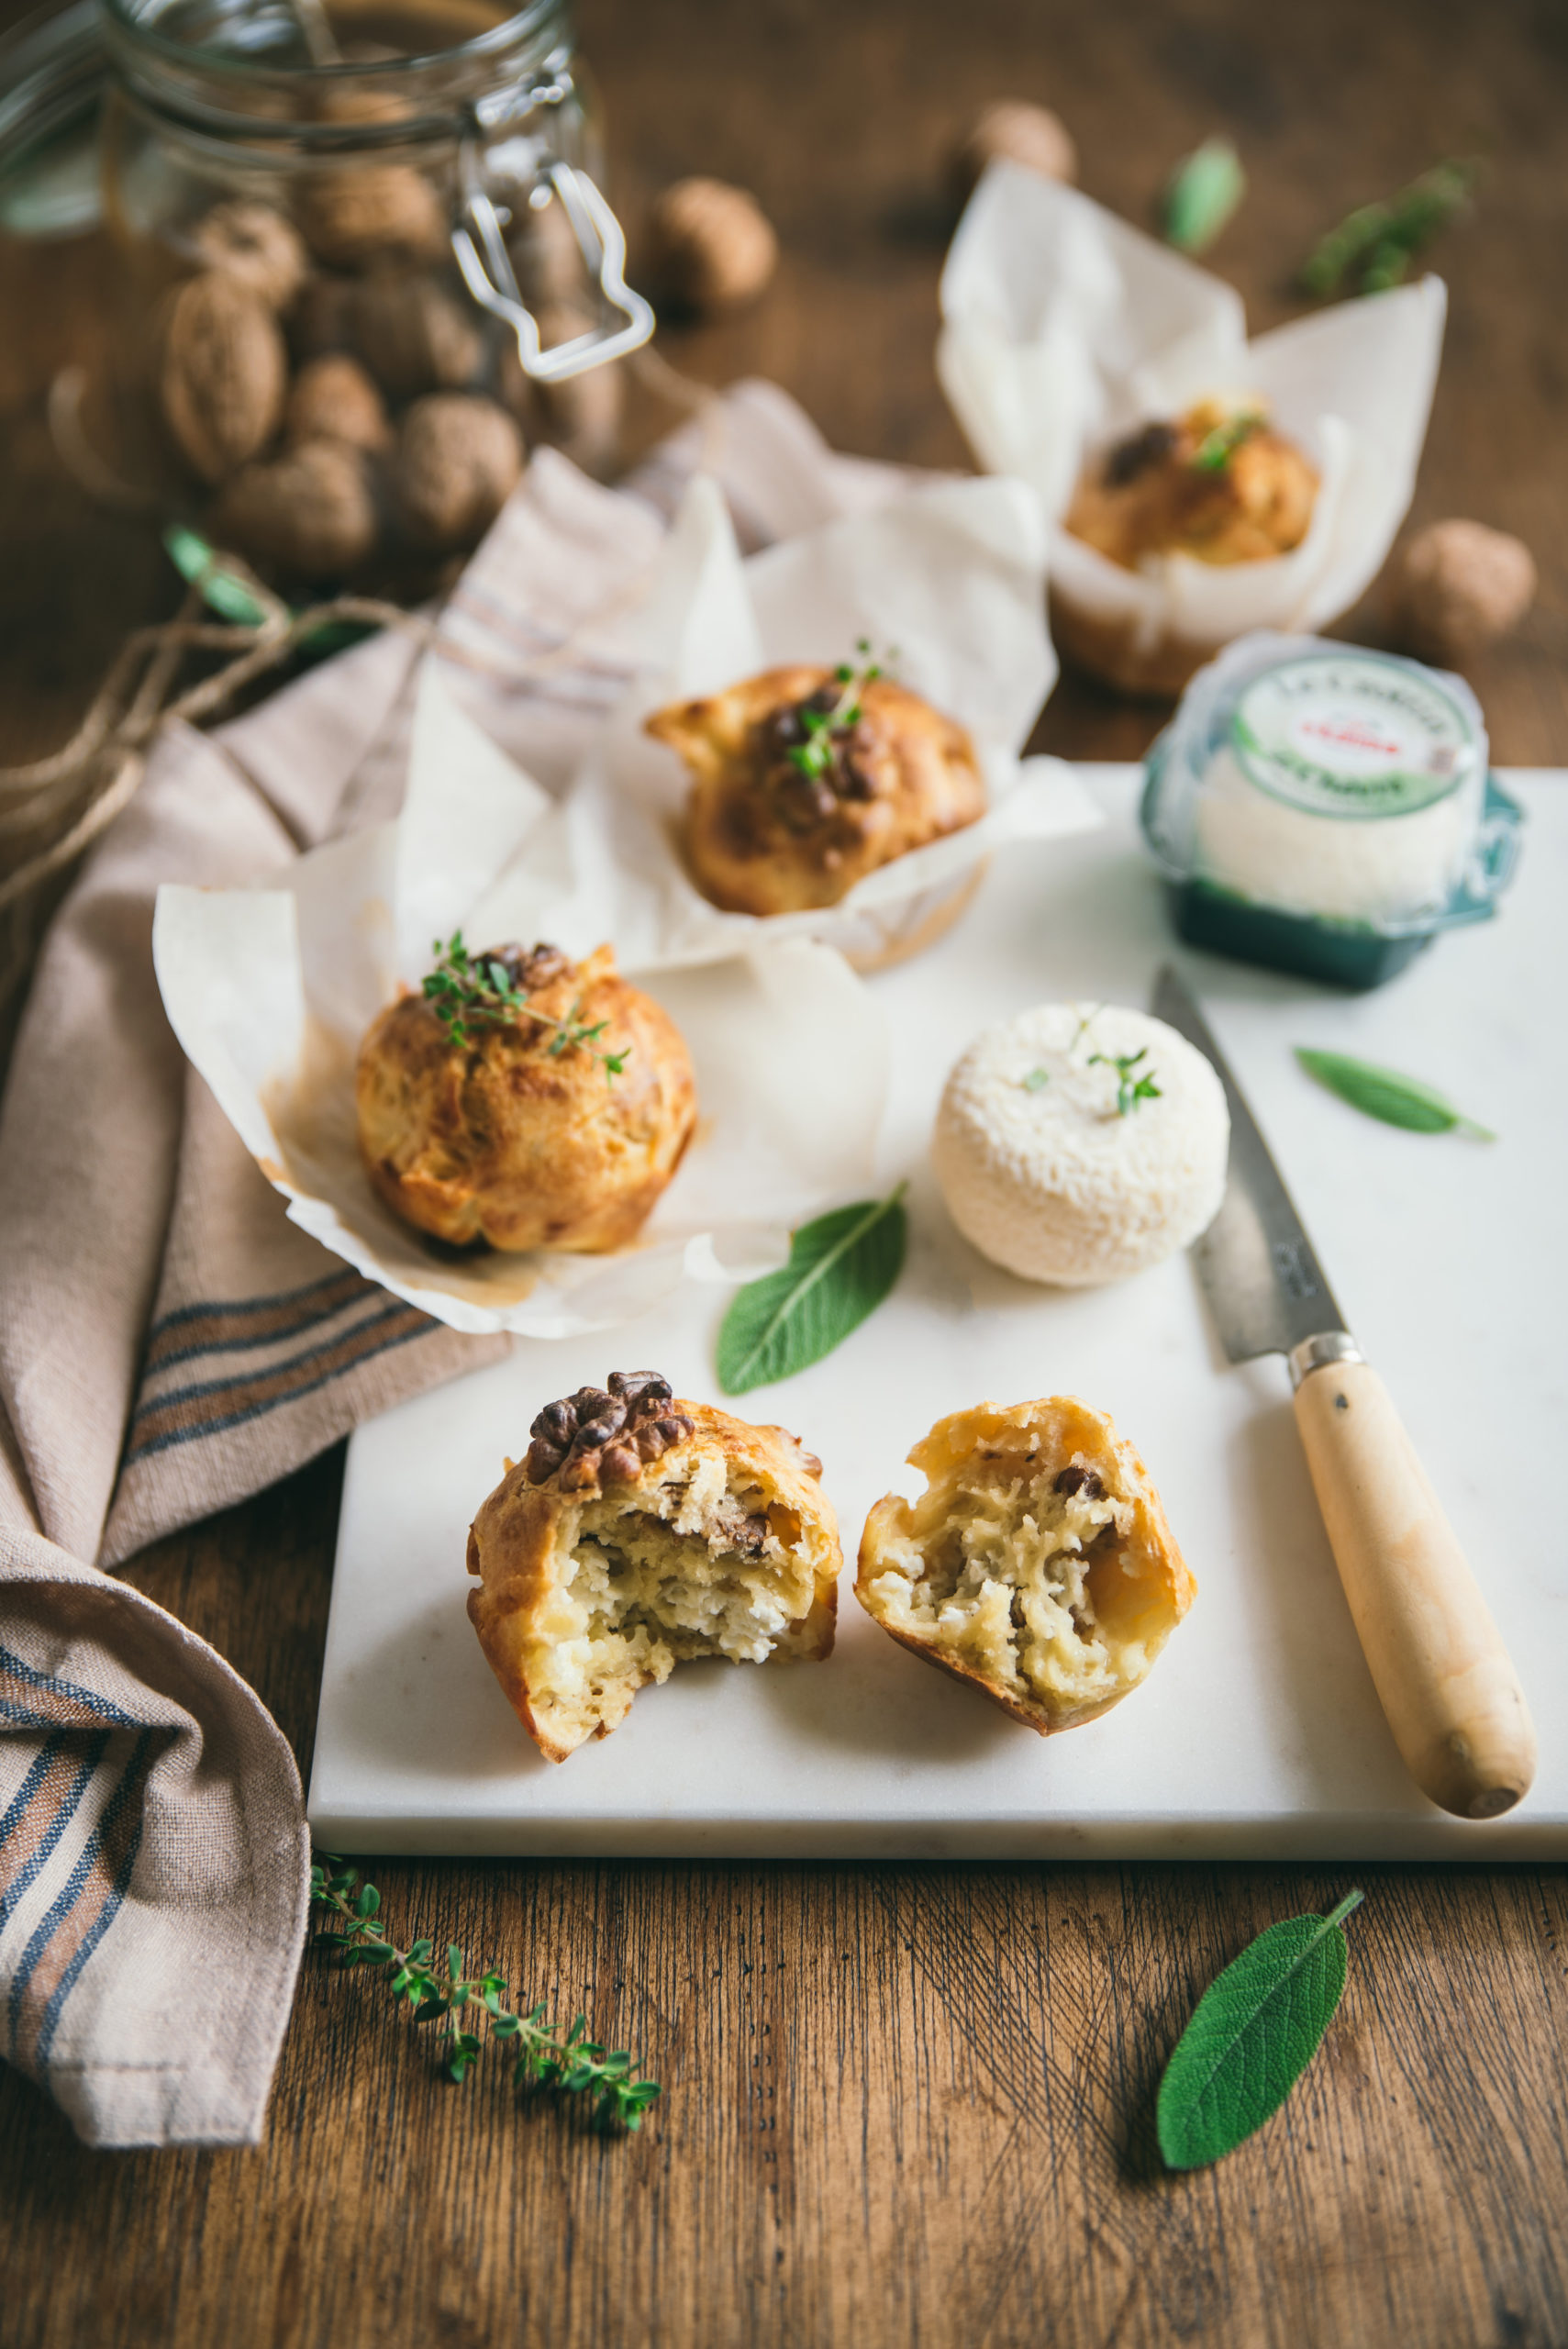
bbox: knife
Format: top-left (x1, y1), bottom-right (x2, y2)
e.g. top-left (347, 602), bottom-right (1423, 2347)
top-left (1152, 964), bottom-right (1537, 1821)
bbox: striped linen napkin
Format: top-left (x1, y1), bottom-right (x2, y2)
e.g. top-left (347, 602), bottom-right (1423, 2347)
top-left (0, 382), bottom-right (913, 2145)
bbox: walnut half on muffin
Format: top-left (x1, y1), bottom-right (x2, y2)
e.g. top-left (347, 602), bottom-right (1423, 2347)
top-left (355, 939), bottom-right (696, 1253)
top-left (467, 1372), bottom-right (841, 1760)
top-left (857, 1397), bottom-right (1195, 1734)
top-left (645, 659), bottom-right (987, 916)
top-left (1065, 397), bottom-right (1318, 571)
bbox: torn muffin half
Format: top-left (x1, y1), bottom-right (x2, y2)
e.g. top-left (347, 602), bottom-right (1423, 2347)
top-left (856, 1397), bottom-right (1194, 1734)
top-left (467, 1371), bottom-right (840, 1761)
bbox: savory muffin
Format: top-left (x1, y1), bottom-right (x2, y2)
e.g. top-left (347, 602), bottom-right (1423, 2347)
top-left (857, 1397), bottom-right (1194, 1734)
top-left (645, 660), bottom-right (987, 916)
top-left (355, 939), bottom-right (696, 1252)
top-left (1064, 396), bottom-right (1318, 571)
top-left (467, 1371), bottom-right (841, 1760)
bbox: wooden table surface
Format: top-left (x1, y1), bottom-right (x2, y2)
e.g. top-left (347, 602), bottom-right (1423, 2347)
top-left (3, 2), bottom-right (1567, 2343)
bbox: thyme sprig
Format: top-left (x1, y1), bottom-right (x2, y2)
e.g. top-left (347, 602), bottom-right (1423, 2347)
top-left (1088, 1046), bottom-right (1163, 1117)
top-left (1301, 158), bottom-right (1477, 297)
top-left (785, 639), bottom-right (893, 784)
top-left (421, 930), bottom-right (629, 1076)
top-left (1191, 409), bottom-right (1265, 473)
top-left (309, 1859), bottom-right (662, 2130)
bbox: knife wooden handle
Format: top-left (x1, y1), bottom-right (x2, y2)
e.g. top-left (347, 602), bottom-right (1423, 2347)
top-left (1293, 1357), bottom-right (1537, 1820)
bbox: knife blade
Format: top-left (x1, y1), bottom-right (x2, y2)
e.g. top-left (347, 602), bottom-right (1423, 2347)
top-left (1151, 963), bottom-right (1537, 1822)
top-left (1152, 967), bottom-right (1351, 1367)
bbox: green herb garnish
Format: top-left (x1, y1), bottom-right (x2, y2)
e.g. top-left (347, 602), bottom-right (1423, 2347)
top-left (784, 639), bottom-right (891, 785)
top-left (1157, 1891), bottom-right (1363, 2169)
top-left (1300, 158), bottom-right (1477, 297)
top-left (1162, 137), bottom-right (1245, 255)
top-left (717, 1183), bottom-right (907, 1394)
top-left (1296, 1048), bottom-right (1494, 1139)
top-left (421, 930), bottom-right (628, 1075)
top-left (1021, 1067), bottom-right (1051, 1093)
top-left (1190, 409), bottom-right (1265, 473)
top-left (310, 1859), bottom-right (661, 2129)
top-left (1088, 1046), bottom-right (1162, 1116)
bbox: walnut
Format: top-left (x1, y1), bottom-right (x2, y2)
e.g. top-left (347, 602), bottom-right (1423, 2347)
top-left (499, 302), bottom-right (623, 471)
top-left (524, 1372), bottom-right (695, 1491)
top-left (284, 353), bottom-right (392, 451)
top-left (351, 273), bottom-right (484, 397)
top-left (512, 191), bottom-right (592, 306)
top-left (393, 392), bottom-right (522, 550)
top-left (950, 100), bottom-right (1078, 203)
top-left (213, 438), bottom-right (379, 579)
top-left (646, 176), bottom-right (777, 314)
top-left (1393, 519), bottom-right (1538, 664)
top-left (159, 272), bottom-right (288, 485)
top-left (289, 272), bottom-right (355, 359)
top-left (295, 165), bottom-right (450, 273)
top-left (189, 200), bottom-right (309, 310)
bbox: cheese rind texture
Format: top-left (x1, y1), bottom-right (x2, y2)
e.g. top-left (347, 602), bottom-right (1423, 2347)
top-left (933, 1002), bottom-right (1229, 1285)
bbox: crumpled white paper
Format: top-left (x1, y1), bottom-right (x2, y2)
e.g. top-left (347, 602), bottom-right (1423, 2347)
top-left (937, 163), bottom-right (1447, 657)
top-left (459, 469), bottom-right (1102, 973)
top-left (152, 662), bottom-right (890, 1338)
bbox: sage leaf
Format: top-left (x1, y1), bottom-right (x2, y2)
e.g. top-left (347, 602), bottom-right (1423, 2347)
top-left (1296, 1049), bottom-right (1495, 1140)
top-left (717, 1184), bottom-right (907, 1395)
top-left (1162, 138), bottom-right (1245, 254)
top-left (1157, 1891), bottom-right (1363, 2169)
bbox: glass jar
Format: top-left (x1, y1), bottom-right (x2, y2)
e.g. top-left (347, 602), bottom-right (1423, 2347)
top-left (86, 0), bottom-right (650, 588)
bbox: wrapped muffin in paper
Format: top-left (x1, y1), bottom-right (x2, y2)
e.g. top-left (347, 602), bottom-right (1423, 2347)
top-left (1140, 631), bottom-right (1523, 987)
top-left (938, 164), bottom-right (1446, 696)
top-left (465, 470), bottom-right (1101, 974)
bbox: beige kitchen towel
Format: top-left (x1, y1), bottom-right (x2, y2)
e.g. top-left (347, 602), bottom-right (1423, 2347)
top-left (0, 378), bottom-right (913, 2147)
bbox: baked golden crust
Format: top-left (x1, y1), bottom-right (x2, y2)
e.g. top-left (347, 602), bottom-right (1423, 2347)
top-left (645, 663), bottom-right (986, 916)
top-left (468, 1380), bottom-right (841, 1762)
top-left (856, 1397), bottom-right (1195, 1735)
top-left (1064, 400), bottom-right (1318, 572)
top-left (355, 942), bottom-right (696, 1252)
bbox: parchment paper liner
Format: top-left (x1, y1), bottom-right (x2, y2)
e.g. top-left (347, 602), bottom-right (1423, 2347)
top-left (456, 470), bottom-right (1103, 971)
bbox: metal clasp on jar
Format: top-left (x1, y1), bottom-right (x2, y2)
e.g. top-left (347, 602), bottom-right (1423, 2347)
top-left (453, 79), bottom-right (653, 384)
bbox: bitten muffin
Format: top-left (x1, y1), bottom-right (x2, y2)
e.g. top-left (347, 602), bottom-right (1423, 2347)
top-left (1064, 396), bottom-right (1318, 570)
top-left (857, 1397), bottom-right (1195, 1733)
top-left (467, 1371), bottom-right (841, 1760)
top-left (932, 1002), bottom-right (1229, 1286)
top-left (355, 941), bottom-right (696, 1252)
top-left (645, 662), bottom-right (987, 916)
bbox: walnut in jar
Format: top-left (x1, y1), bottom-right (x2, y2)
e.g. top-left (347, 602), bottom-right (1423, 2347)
top-left (284, 354), bottom-right (393, 451)
top-left (393, 392), bottom-right (522, 550)
top-left (159, 272), bottom-right (288, 484)
top-left (188, 200), bottom-right (310, 311)
top-left (295, 164), bottom-right (450, 273)
top-left (214, 438), bottom-right (380, 579)
top-left (350, 274), bottom-right (484, 398)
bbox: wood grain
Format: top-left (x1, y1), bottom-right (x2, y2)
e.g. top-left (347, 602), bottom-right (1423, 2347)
top-left (3, 0), bottom-right (1568, 2342)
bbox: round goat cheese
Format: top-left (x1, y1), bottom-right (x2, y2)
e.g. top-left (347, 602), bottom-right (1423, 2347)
top-left (933, 1002), bottom-right (1229, 1286)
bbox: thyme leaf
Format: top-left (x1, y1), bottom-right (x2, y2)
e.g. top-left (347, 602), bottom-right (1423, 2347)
top-left (1190, 409), bottom-right (1266, 473)
top-left (421, 931), bottom-right (628, 1079)
top-left (1087, 1046), bottom-right (1162, 1117)
top-left (784, 639), bottom-right (894, 785)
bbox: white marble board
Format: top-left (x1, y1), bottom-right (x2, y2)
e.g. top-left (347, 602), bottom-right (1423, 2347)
top-left (308, 768), bottom-right (1568, 1860)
